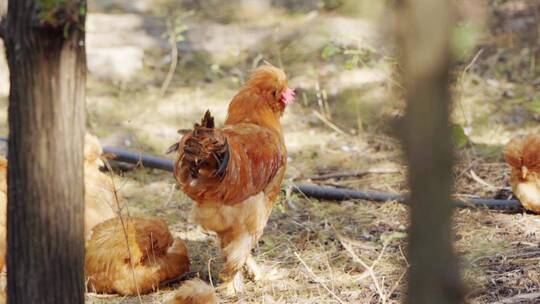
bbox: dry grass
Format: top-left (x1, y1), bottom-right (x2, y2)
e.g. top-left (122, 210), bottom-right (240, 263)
top-left (1, 0), bottom-right (540, 303)
top-left (77, 1), bottom-right (540, 301)
top-left (85, 142), bottom-right (540, 304)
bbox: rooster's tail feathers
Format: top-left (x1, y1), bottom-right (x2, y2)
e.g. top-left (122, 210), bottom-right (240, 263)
top-left (200, 110), bottom-right (214, 129)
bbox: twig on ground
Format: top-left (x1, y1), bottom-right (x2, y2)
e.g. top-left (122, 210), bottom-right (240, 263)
top-left (463, 49), bottom-right (484, 75)
top-left (454, 193), bottom-right (481, 199)
top-left (457, 49), bottom-right (484, 160)
top-left (322, 249), bottom-right (337, 293)
top-left (339, 240), bottom-right (387, 304)
top-left (472, 250), bottom-right (540, 266)
top-left (160, 18), bottom-right (179, 96)
top-left (469, 169), bottom-right (511, 191)
top-left (284, 184), bottom-right (298, 210)
top-left (457, 49), bottom-right (483, 130)
top-left (162, 183), bottom-right (177, 208)
top-left (103, 160), bottom-right (143, 304)
top-left (207, 257), bottom-right (215, 288)
top-left (492, 292), bottom-right (540, 304)
top-left (311, 168), bottom-right (401, 181)
top-left (294, 252), bottom-right (346, 304)
top-left (387, 269), bottom-right (407, 300)
top-left (370, 243), bottom-right (388, 271)
top-left (313, 110), bottom-right (347, 135)
top-left (455, 160), bottom-right (478, 180)
top-left (398, 245), bottom-right (409, 267)
top-left (86, 293), bottom-right (119, 299)
top-left (333, 229), bottom-right (377, 251)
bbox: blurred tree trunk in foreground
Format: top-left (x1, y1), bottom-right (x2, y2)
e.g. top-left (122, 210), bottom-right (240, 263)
top-left (395, 1), bottom-right (464, 304)
top-left (0, 0), bottom-right (5, 39)
top-left (0, 0), bottom-right (5, 19)
top-left (5, 0), bottom-right (86, 303)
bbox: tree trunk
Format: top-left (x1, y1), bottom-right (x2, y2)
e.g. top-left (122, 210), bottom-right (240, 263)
top-left (0, 0), bottom-right (5, 40)
top-left (395, 1), bottom-right (464, 303)
top-left (0, 0), bottom-right (5, 19)
top-left (5, 0), bottom-right (86, 303)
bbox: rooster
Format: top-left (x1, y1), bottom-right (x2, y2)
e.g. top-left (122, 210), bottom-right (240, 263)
top-left (85, 216), bottom-right (190, 295)
top-left (169, 64), bottom-right (295, 293)
top-left (504, 134), bottom-right (540, 213)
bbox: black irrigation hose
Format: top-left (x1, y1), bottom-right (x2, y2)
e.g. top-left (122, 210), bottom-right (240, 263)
top-left (103, 146), bottom-right (175, 172)
top-left (0, 136), bottom-right (523, 211)
top-left (103, 146), bottom-right (522, 211)
top-left (293, 183), bottom-right (405, 203)
top-left (293, 183), bottom-right (522, 211)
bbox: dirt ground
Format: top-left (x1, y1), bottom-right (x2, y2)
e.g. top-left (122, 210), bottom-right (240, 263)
top-left (2, 0), bottom-right (540, 303)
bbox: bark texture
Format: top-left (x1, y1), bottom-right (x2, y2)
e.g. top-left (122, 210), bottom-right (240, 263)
top-left (5, 0), bottom-right (86, 303)
top-left (395, 1), bottom-right (464, 303)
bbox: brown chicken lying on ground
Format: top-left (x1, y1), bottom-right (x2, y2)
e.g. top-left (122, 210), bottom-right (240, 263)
top-left (504, 134), bottom-right (540, 213)
top-left (169, 64), bottom-right (295, 293)
top-left (85, 216), bottom-right (190, 295)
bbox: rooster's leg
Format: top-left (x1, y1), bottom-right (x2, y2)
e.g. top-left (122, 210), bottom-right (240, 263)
top-left (219, 232), bottom-right (253, 294)
top-left (245, 254), bottom-right (262, 281)
top-left (219, 271), bottom-right (244, 295)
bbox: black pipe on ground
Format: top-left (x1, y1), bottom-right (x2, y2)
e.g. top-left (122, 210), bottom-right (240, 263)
top-left (103, 146), bottom-right (174, 172)
top-left (293, 183), bottom-right (522, 211)
top-left (103, 145), bottom-right (522, 211)
top-left (0, 136), bottom-right (522, 211)
top-left (293, 183), bottom-right (405, 203)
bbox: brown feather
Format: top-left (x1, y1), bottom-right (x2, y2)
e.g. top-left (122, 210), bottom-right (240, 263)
top-left (175, 123), bottom-right (285, 205)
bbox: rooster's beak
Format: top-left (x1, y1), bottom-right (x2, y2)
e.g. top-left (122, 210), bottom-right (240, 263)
top-left (522, 166), bottom-right (529, 179)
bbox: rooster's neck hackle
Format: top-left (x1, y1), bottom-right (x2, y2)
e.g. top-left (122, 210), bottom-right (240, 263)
top-left (225, 87), bottom-right (283, 134)
top-left (505, 134), bottom-right (540, 172)
top-left (224, 65), bottom-right (288, 134)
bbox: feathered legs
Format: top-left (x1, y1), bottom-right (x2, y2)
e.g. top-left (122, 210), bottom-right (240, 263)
top-left (218, 232), bottom-right (253, 294)
top-left (245, 254), bottom-right (262, 281)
